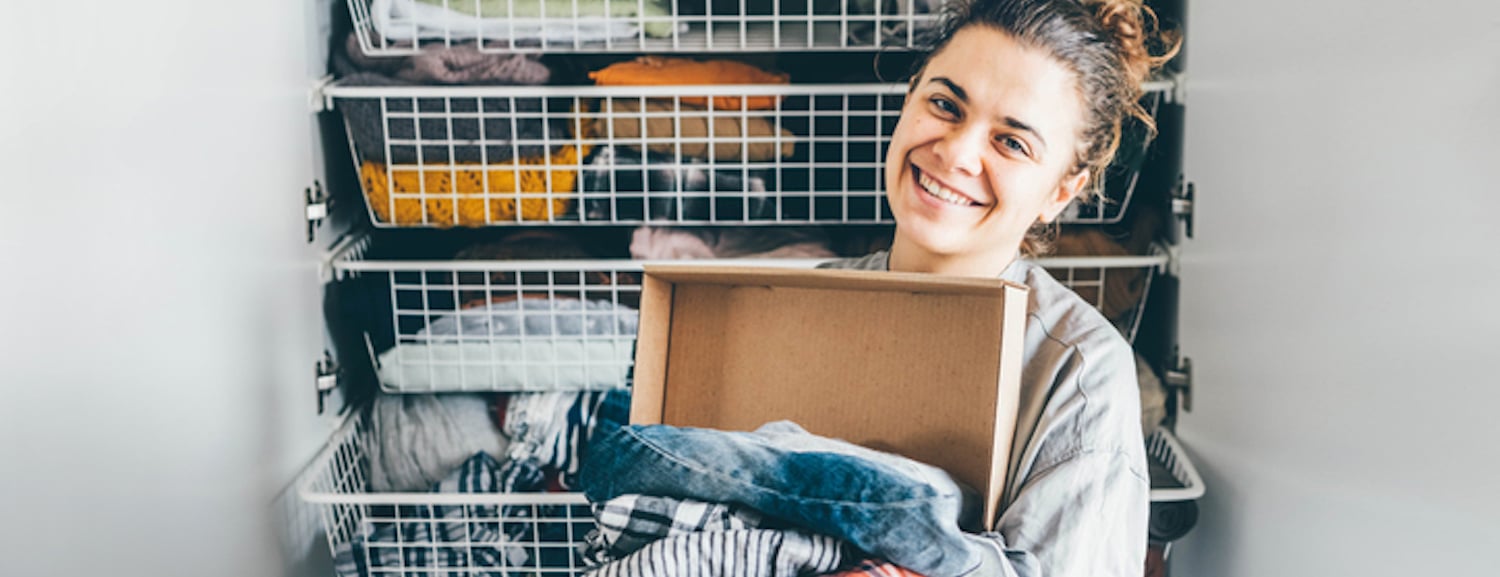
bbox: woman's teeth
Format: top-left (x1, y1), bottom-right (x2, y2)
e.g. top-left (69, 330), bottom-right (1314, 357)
top-left (918, 170), bottom-right (975, 207)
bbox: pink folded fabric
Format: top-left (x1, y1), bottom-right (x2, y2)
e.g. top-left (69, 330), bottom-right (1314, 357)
top-left (630, 227), bottom-right (837, 260)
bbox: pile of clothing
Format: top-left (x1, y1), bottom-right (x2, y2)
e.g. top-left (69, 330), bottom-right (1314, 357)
top-left (334, 31), bottom-right (581, 225)
top-left (370, 228), bottom-right (835, 393)
top-left (369, 0), bottom-right (680, 46)
top-left (335, 389), bottom-right (630, 577)
top-left (580, 56), bottom-right (795, 222)
top-left (336, 43), bottom-right (805, 225)
top-left (573, 420), bottom-right (1007, 577)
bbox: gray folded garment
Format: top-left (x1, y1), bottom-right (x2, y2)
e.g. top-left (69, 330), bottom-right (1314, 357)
top-left (335, 72), bottom-right (567, 165)
top-left (335, 31), bottom-right (553, 86)
top-left (363, 393), bottom-right (507, 492)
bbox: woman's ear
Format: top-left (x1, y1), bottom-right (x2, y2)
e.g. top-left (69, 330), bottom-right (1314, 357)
top-left (1039, 170), bottom-right (1089, 224)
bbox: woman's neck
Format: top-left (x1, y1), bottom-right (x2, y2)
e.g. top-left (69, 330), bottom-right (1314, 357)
top-left (887, 236), bottom-right (1018, 278)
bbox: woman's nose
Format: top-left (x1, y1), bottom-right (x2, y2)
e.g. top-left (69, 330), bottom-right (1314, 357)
top-left (932, 124), bottom-right (986, 176)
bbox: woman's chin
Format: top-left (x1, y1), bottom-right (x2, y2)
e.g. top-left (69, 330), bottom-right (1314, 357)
top-left (894, 224), bottom-right (969, 259)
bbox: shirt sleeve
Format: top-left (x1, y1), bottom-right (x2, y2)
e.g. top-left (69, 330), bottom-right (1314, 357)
top-left (965, 449), bottom-right (1149, 577)
top-left (969, 321), bottom-right (1150, 577)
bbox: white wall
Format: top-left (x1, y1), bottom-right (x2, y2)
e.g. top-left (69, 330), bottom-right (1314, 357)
top-left (1175, 1), bottom-right (1500, 575)
top-left (0, 2), bottom-right (338, 575)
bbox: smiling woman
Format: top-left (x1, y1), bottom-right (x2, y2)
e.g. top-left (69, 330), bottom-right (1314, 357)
top-left (885, 0), bottom-right (1178, 277)
top-left (887, 25), bottom-right (1090, 275)
top-left (820, 1), bottom-right (1180, 576)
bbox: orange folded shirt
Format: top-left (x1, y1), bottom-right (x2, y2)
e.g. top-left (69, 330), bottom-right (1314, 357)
top-left (589, 56), bottom-right (789, 111)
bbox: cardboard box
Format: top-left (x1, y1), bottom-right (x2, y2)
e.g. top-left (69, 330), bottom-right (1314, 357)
top-left (630, 265), bottom-right (1028, 530)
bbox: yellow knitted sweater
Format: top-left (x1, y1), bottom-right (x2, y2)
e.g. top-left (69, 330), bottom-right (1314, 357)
top-left (360, 145), bottom-right (586, 226)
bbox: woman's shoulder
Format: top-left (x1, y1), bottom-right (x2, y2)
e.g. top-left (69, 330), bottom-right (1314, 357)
top-left (1007, 259), bottom-right (1135, 380)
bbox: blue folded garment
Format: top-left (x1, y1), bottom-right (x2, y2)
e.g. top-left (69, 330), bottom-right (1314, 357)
top-left (578, 420), bottom-right (986, 577)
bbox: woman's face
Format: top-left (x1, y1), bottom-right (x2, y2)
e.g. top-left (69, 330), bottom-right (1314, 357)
top-left (885, 25), bottom-right (1088, 274)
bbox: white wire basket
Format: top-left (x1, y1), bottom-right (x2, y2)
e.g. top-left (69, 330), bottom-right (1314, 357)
top-left (301, 413), bottom-right (597, 577)
top-left (326, 82), bottom-right (1170, 227)
top-left (1147, 428), bottom-right (1205, 502)
top-left (331, 241), bottom-right (1169, 394)
top-left (300, 404), bottom-right (1204, 577)
top-left (347, 0), bottom-right (954, 54)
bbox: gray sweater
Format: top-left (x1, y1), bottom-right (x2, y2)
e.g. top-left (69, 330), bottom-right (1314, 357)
top-left (820, 251), bottom-right (1148, 577)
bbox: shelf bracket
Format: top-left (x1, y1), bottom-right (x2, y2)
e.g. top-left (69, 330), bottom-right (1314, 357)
top-left (1164, 354), bottom-right (1193, 413)
top-left (308, 75), bottom-right (335, 113)
top-left (1167, 71), bottom-right (1188, 104)
top-left (315, 351), bottom-right (339, 415)
top-left (1172, 178), bottom-right (1195, 240)
top-left (305, 181), bottom-right (328, 244)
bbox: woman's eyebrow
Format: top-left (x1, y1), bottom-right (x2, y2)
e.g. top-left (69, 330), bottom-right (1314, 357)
top-left (931, 76), bottom-right (970, 103)
top-left (929, 76), bottom-right (1049, 153)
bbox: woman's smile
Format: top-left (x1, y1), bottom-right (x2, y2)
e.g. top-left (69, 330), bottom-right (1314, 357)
top-left (912, 164), bottom-right (987, 208)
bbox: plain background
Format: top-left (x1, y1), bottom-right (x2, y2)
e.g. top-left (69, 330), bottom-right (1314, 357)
top-left (1, 1), bottom-right (1497, 576)
top-left (1174, 1), bottom-right (1500, 575)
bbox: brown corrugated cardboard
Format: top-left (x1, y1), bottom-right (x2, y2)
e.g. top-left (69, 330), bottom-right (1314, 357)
top-left (631, 265), bottom-right (1028, 531)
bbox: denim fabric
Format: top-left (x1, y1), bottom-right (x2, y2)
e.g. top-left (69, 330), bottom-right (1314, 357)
top-left (578, 421), bottom-right (985, 577)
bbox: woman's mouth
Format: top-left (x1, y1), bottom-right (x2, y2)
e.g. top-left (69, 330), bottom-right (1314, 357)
top-left (913, 166), bottom-right (982, 207)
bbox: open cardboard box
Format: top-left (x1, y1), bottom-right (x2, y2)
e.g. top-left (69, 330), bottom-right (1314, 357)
top-left (629, 265), bottom-right (1029, 530)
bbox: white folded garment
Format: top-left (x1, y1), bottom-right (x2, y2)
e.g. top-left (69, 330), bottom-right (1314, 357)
top-left (371, 0), bottom-right (678, 43)
top-left (378, 338), bottom-right (634, 391)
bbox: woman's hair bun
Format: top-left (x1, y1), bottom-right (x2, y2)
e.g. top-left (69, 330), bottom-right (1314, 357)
top-left (1082, 0), bottom-right (1180, 87)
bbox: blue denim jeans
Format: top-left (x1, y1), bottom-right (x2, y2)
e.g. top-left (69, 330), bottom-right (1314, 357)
top-left (577, 421), bottom-right (985, 577)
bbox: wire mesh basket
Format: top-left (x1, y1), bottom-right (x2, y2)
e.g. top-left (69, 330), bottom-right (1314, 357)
top-left (347, 0), bottom-right (954, 54)
top-left (1146, 428), bottom-right (1204, 502)
top-left (326, 83), bottom-right (1168, 227)
top-left (300, 400), bottom-right (1205, 577)
top-left (302, 413), bottom-right (597, 577)
top-left (331, 243), bottom-right (1169, 393)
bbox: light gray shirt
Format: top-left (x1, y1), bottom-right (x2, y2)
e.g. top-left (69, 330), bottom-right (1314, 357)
top-left (820, 251), bottom-right (1149, 577)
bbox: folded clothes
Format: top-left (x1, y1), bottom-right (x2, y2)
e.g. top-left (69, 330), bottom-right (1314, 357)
top-left (333, 452), bottom-right (530, 577)
top-left (589, 56), bottom-right (790, 111)
top-left (845, 0), bottom-right (945, 47)
top-left (1049, 228), bottom-right (1148, 326)
top-left (335, 31), bottom-right (552, 85)
top-left (358, 145), bottom-right (583, 226)
top-left (579, 421), bottom-right (985, 577)
top-left (450, 231), bottom-right (613, 306)
top-left (580, 145), bottom-right (775, 222)
top-left (373, 0), bottom-right (678, 43)
top-left (585, 495), bottom-right (767, 563)
top-left (503, 390), bottom-right (632, 487)
top-left (1137, 353), bottom-right (1167, 436)
top-left (629, 226), bottom-right (836, 259)
top-left (336, 72), bottom-right (564, 165)
top-left (585, 528), bottom-right (852, 577)
top-left (377, 298), bottom-right (638, 391)
top-left (589, 99), bottom-right (796, 162)
top-left (363, 393), bottom-right (507, 492)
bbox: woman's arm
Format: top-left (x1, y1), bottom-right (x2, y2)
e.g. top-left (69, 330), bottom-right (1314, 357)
top-left (968, 448), bottom-right (1150, 577)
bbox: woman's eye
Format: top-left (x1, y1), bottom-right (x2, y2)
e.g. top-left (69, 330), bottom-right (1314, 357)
top-left (929, 96), bottom-right (960, 119)
top-left (999, 135), bottom-right (1030, 157)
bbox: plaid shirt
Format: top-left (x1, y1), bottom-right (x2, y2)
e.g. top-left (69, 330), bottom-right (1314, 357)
top-left (585, 494), bottom-right (767, 564)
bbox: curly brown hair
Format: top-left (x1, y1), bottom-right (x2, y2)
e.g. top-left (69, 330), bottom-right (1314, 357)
top-left (910, 0), bottom-right (1181, 255)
